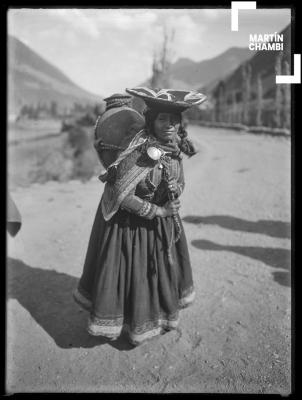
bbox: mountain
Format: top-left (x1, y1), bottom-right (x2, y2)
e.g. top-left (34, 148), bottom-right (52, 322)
top-left (204, 24), bottom-right (291, 99)
top-left (193, 24), bottom-right (291, 128)
top-left (8, 35), bottom-right (102, 116)
top-left (171, 47), bottom-right (253, 88)
top-left (141, 47), bottom-right (253, 90)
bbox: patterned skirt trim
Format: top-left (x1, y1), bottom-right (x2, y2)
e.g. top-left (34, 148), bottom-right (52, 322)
top-left (88, 314), bottom-right (180, 345)
top-left (73, 285), bottom-right (195, 345)
top-left (88, 316), bottom-right (124, 338)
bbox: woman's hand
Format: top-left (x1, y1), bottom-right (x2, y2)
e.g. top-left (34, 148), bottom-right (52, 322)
top-left (167, 177), bottom-right (178, 194)
top-left (156, 199), bottom-right (181, 217)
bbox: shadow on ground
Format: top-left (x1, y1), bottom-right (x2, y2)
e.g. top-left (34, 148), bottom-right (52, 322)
top-left (191, 239), bottom-right (291, 287)
top-left (7, 257), bottom-right (136, 351)
top-left (183, 215), bottom-right (291, 239)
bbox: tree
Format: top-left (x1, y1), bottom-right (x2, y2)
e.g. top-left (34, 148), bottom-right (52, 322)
top-left (20, 104), bottom-right (29, 117)
top-left (282, 60), bottom-right (291, 129)
top-left (150, 25), bottom-right (175, 89)
top-left (227, 92), bottom-right (237, 123)
top-left (256, 73), bottom-right (263, 126)
top-left (274, 54), bottom-right (282, 128)
top-left (215, 82), bottom-right (225, 122)
top-left (242, 63), bottom-right (252, 125)
top-left (230, 91), bottom-right (237, 123)
top-left (93, 104), bottom-right (104, 117)
top-left (50, 101), bottom-right (58, 118)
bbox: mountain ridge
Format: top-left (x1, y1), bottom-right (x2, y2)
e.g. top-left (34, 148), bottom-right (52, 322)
top-left (8, 35), bottom-right (102, 115)
top-left (203, 24), bottom-right (291, 98)
top-left (139, 46), bottom-right (253, 90)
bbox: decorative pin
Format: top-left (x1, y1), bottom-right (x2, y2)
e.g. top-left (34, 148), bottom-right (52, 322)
top-left (146, 146), bottom-right (162, 161)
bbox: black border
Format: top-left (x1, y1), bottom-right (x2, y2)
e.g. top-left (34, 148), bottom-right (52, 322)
top-left (2, 0), bottom-right (299, 396)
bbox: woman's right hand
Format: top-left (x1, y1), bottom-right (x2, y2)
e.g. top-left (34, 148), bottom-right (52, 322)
top-left (157, 199), bottom-right (181, 217)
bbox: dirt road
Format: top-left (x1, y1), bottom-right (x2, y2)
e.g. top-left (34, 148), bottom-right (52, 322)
top-left (7, 126), bottom-right (291, 393)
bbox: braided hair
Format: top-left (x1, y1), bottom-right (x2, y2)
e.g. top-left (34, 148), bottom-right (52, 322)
top-left (177, 124), bottom-right (197, 157)
top-left (143, 108), bottom-right (197, 157)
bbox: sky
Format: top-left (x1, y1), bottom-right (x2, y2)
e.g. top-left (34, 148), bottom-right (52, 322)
top-left (8, 8), bottom-right (291, 97)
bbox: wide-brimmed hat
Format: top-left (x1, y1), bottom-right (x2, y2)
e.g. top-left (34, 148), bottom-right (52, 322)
top-left (125, 87), bottom-right (207, 112)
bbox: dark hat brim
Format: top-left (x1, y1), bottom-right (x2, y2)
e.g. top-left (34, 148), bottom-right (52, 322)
top-left (125, 87), bottom-right (207, 112)
top-left (143, 97), bottom-right (190, 112)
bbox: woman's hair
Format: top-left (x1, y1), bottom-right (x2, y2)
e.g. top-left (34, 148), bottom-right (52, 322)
top-left (177, 124), bottom-right (197, 157)
top-left (143, 108), bottom-right (160, 135)
top-left (144, 108), bottom-right (197, 157)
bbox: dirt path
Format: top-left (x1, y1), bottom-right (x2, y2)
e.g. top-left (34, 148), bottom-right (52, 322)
top-left (7, 126), bottom-right (291, 393)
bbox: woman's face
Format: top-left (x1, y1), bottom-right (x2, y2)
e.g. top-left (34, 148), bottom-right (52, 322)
top-left (153, 113), bottom-right (181, 143)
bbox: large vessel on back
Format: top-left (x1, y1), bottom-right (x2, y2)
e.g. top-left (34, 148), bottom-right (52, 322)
top-left (94, 93), bottom-right (145, 180)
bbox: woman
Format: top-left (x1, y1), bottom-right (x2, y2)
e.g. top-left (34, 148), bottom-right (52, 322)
top-left (73, 88), bottom-right (207, 346)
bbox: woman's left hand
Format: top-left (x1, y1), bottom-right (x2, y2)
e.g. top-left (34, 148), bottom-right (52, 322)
top-left (167, 177), bottom-right (178, 194)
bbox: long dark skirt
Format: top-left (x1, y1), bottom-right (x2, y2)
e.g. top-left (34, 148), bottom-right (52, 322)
top-left (73, 199), bottom-right (195, 345)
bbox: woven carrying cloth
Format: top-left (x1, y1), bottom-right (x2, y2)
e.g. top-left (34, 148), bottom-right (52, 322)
top-left (101, 130), bottom-right (155, 221)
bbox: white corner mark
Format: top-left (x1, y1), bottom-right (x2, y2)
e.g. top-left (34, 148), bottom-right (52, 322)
top-left (231, 2), bottom-right (257, 31)
top-left (231, 1), bottom-right (300, 85)
top-left (276, 54), bottom-right (301, 84)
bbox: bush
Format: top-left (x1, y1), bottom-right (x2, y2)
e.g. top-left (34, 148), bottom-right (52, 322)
top-left (73, 149), bottom-right (99, 180)
top-left (29, 149), bottom-right (74, 183)
top-left (66, 126), bottom-right (91, 155)
top-left (76, 112), bottom-right (96, 127)
top-left (63, 124), bottom-right (100, 181)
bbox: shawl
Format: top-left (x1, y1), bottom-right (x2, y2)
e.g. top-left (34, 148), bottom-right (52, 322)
top-left (101, 130), bottom-right (153, 220)
top-left (101, 129), bottom-right (183, 221)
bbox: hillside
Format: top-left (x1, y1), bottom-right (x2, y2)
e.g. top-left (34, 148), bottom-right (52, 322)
top-left (172, 47), bottom-right (253, 88)
top-left (8, 36), bottom-right (102, 116)
top-left (141, 47), bottom-right (253, 90)
top-left (204, 24), bottom-right (291, 99)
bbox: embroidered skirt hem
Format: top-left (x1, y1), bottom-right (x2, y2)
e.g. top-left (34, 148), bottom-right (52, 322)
top-left (73, 286), bottom-right (195, 344)
top-left (74, 204), bottom-right (195, 345)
